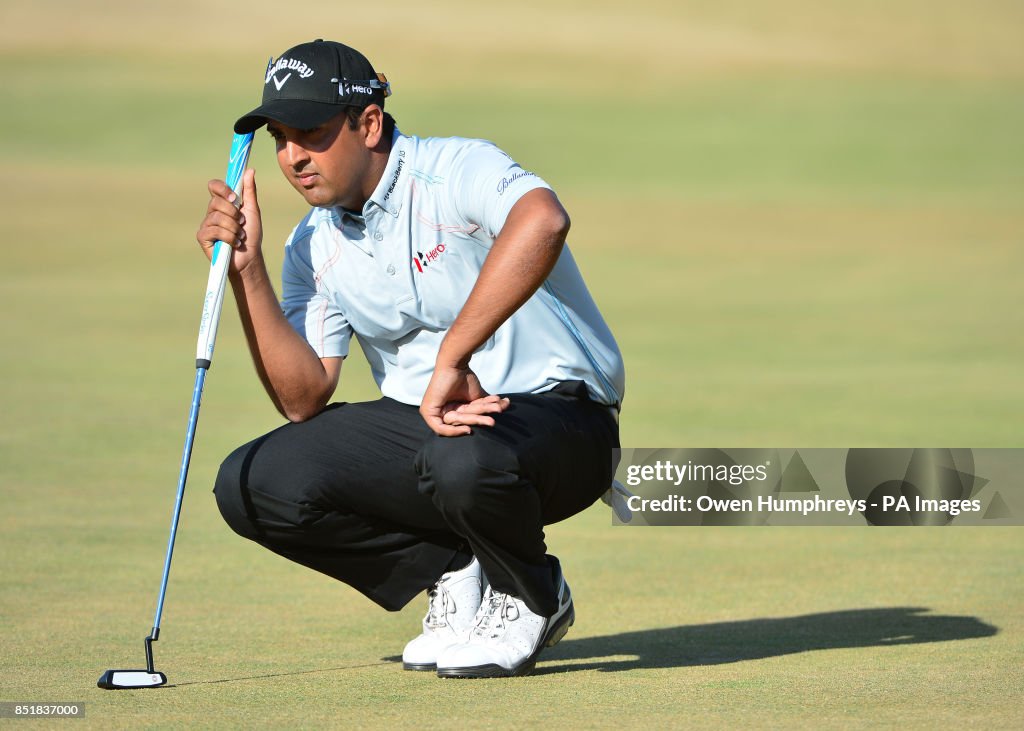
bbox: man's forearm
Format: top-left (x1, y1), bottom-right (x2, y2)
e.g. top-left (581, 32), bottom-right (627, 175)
top-left (437, 189), bottom-right (570, 369)
top-left (230, 257), bottom-right (340, 421)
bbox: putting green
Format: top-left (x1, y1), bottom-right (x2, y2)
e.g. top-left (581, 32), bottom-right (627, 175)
top-left (1, 1), bottom-right (1021, 727)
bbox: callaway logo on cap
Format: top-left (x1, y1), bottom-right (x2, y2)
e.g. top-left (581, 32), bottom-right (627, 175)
top-left (234, 39), bottom-right (391, 134)
top-left (265, 57), bottom-right (316, 90)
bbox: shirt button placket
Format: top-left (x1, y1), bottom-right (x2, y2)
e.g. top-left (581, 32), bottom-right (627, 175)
top-left (373, 230), bottom-right (394, 275)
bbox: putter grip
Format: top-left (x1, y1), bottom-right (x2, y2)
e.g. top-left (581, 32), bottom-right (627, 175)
top-left (195, 131), bottom-right (255, 368)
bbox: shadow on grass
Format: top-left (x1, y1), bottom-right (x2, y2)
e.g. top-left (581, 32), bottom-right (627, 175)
top-left (531, 607), bottom-right (997, 674)
top-left (174, 607), bottom-right (996, 684)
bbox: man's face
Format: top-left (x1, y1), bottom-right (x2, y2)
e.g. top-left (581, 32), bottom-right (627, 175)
top-left (267, 110), bottom-right (372, 210)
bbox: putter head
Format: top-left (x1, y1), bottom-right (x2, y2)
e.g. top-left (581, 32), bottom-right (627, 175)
top-left (97, 669), bottom-right (167, 690)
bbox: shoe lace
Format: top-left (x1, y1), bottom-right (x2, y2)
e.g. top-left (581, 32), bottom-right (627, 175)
top-left (470, 589), bottom-right (519, 640)
top-left (424, 581), bottom-right (454, 630)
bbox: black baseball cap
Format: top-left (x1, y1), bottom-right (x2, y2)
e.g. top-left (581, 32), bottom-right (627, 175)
top-left (234, 39), bottom-right (391, 134)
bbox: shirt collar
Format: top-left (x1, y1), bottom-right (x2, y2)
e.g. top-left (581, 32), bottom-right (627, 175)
top-left (365, 127), bottom-right (409, 217)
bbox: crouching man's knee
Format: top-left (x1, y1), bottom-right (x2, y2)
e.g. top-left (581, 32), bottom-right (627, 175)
top-left (213, 442), bottom-right (261, 541)
top-left (415, 434), bottom-right (520, 519)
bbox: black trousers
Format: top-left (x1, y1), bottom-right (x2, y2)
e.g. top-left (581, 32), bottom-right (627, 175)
top-left (213, 381), bottom-right (619, 616)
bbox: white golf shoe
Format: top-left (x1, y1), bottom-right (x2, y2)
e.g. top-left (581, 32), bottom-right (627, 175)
top-left (402, 556), bottom-right (483, 671)
top-left (435, 556), bottom-right (574, 678)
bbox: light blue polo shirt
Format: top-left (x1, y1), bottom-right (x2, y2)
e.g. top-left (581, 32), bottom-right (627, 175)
top-left (279, 129), bottom-right (625, 408)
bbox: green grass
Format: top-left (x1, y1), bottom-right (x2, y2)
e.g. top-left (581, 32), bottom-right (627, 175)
top-left (1, 0), bottom-right (1022, 728)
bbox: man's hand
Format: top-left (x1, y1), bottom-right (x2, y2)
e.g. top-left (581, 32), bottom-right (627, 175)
top-left (196, 168), bottom-right (264, 277)
top-left (420, 364), bottom-right (510, 437)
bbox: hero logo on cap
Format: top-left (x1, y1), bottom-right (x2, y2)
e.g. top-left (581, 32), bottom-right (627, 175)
top-left (265, 57), bottom-right (315, 90)
top-left (341, 81), bottom-right (374, 95)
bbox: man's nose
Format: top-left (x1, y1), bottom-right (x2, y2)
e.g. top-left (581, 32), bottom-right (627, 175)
top-left (283, 140), bottom-right (310, 167)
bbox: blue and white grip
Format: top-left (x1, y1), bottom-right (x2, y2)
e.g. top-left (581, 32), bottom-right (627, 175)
top-left (195, 131), bottom-right (254, 368)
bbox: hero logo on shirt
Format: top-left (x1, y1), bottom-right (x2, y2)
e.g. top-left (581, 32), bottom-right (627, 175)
top-left (412, 243), bottom-right (448, 273)
top-left (265, 57), bottom-right (315, 90)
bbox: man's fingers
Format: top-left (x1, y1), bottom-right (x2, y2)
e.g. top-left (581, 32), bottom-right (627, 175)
top-left (198, 213), bottom-right (244, 249)
top-left (205, 208), bottom-right (243, 232)
top-left (417, 365), bottom-right (495, 437)
top-left (442, 411), bottom-right (496, 428)
top-left (207, 178), bottom-right (238, 203)
top-left (200, 185), bottom-right (240, 245)
top-left (196, 170), bottom-right (262, 271)
top-left (199, 174), bottom-right (258, 253)
top-left (450, 396), bottom-right (509, 416)
top-left (436, 424), bottom-right (473, 436)
top-left (206, 193), bottom-right (242, 217)
top-left (424, 413), bottom-right (471, 437)
top-left (240, 168), bottom-right (261, 219)
top-left (435, 395), bottom-right (509, 428)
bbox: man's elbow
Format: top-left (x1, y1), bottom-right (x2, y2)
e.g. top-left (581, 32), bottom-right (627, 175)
top-left (276, 358), bottom-right (340, 423)
top-left (280, 394), bottom-right (328, 423)
top-left (505, 189), bottom-right (571, 250)
top-left (544, 199), bottom-right (571, 243)
top-left (550, 210), bottom-right (570, 244)
top-left (283, 408), bottom-right (313, 424)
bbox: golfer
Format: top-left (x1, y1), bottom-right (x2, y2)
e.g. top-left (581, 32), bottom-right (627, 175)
top-left (197, 39), bottom-right (625, 678)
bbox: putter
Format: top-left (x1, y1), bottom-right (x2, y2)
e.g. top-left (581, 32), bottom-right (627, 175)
top-left (98, 130), bottom-right (254, 690)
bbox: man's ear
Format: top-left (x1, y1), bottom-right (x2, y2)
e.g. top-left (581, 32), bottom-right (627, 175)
top-left (362, 105), bottom-right (384, 148)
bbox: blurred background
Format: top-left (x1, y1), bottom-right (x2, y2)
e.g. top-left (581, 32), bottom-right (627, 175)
top-left (1, 1), bottom-right (1021, 726)
top-left (2, 0), bottom-right (1021, 452)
